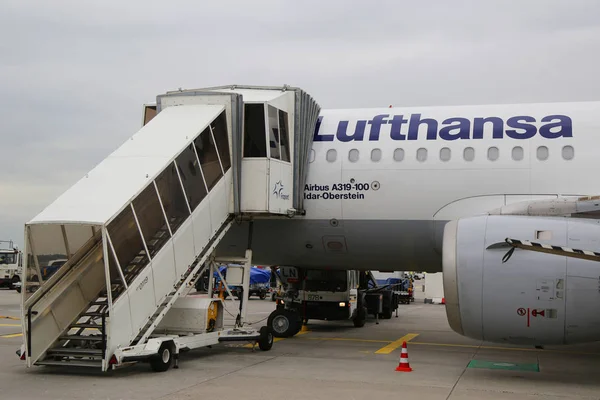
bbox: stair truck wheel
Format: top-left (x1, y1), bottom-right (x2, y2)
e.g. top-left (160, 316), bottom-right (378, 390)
top-left (150, 341), bottom-right (176, 372)
top-left (267, 308), bottom-right (299, 338)
top-left (258, 326), bottom-right (274, 351)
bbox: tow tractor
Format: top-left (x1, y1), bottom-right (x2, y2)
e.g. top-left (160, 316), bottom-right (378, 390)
top-left (267, 267), bottom-right (401, 337)
top-left (0, 240), bottom-right (22, 290)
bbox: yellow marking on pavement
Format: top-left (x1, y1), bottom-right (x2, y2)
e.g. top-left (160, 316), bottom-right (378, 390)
top-left (1, 333), bottom-right (22, 338)
top-left (374, 333), bottom-right (419, 354)
top-left (0, 316), bottom-right (19, 320)
top-left (0, 324), bottom-right (20, 327)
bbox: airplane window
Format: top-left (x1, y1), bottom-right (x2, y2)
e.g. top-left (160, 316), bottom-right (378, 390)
top-left (326, 149), bottom-right (337, 162)
top-left (512, 146), bottom-right (524, 161)
top-left (463, 147), bottom-right (475, 161)
top-left (309, 149), bottom-right (315, 163)
top-left (487, 147), bottom-right (499, 161)
top-left (537, 146), bottom-right (549, 161)
top-left (348, 149), bottom-right (359, 162)
top-left (416, 148), bottom-right (427, 162)
top-left (562, 145), bottom-right (574, 160)
top-left (371, 148), bottom-right (382, 162)
top-left (440, 147), bottom-right (451, 162)
top-left (393, 148), bottom-right (404, 162)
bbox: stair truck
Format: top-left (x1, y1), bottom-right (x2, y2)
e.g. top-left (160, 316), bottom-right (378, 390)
top-left (17, 85), bottom-right (323, 373)
top-left (267, 267), bottom-right (400, 337)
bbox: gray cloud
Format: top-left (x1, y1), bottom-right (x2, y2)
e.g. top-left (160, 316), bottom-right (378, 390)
top-left (1, 0), bottom-right (600, 246)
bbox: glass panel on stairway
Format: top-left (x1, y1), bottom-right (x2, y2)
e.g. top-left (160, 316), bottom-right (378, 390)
top-left (268, 105), bottom-right (281, 160)
top-left (64, 225), bottom-right (94, 258)
top-left (132, 184), bottom-right (171, 259)
top-left (107, 241), bottom-right (126, 302)
top-left (175, 144), bottom-right (207, 211)
top-left (278, 110), bottom-right (291, 162)
top-left (211, 111), bottom-right (231, 172)
top-left (23, 235), bottom-right (40, 300)
top-left (28, 224), bottom-right (68, 282)
top-left (243, 103), bottom-right (267, 157)
top-left (106, 205), bottom-right (149, 286)
top-left (194, 127), bottom-right (223, 191)
top-left (154, 163), bottom-right (190, 234)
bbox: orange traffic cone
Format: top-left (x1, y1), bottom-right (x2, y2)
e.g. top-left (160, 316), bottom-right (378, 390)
top-left (395, 341), bottom-right (413, 372)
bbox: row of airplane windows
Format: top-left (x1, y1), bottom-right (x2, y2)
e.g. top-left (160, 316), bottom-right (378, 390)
top-left (315, 145), bottom-right (575, 163)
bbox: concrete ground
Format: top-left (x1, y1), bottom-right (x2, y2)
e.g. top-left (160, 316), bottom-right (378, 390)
top-left (1, 281), bottom-right (600, 400)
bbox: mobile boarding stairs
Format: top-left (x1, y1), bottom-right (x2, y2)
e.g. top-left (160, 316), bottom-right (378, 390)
top-left (18, 85), bottom-right (320, 372)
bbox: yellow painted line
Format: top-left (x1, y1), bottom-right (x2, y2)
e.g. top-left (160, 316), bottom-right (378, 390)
top-left (0, 316), bottom-right (19, 320)
top-left (0, 324), bottom-right (20, 327)
top-left (375, 333), bottom-right (419, 354)
top-left (1, 333), bottom-right (22, 338)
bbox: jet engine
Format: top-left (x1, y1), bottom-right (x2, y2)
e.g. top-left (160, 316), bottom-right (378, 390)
top-left (442, 214), bottom-right (600, 345)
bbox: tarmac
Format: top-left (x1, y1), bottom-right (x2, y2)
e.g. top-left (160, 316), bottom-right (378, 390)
top-left (1, 280), bottom-right (600, 400)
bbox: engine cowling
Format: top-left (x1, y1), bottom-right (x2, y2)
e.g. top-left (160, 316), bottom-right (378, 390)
top-left (442, 214), bottom-right (600, 345)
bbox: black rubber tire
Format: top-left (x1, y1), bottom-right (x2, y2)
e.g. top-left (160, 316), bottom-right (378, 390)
top-left (150, 341), bottom-right (175, 372)
top-left (292, 316), bottom-right (304, 335)
top-left (259, 291), bottom-right (266, 300)
top-left (9, 276), bottom-right (20, 290)
top-left (353, 307), bottom-right (367, 328)
top-left (267, 309), bottom-right (298, 338)
top-left (258, 326), bottom-right (274, 351)
top-left (381, 308), bottom-right (393, 319)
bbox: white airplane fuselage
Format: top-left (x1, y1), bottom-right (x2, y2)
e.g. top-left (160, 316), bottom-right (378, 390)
top-left (218, 101), bottom-right (598, 271)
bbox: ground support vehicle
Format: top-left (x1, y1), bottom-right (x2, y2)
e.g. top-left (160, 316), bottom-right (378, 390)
top-left (0, 240), bottom-right (22, 290)
top-left (267, 268), bottom-right (399, 337)
top-left (212, 266), bottom-right (271, 300)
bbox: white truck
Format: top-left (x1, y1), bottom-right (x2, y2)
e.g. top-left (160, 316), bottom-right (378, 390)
top-left (0, 240), bottom-right (22, 290)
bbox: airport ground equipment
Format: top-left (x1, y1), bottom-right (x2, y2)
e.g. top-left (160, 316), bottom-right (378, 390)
top-left (0, 240), bottom-right (22, 290)
top-left (267, 268), bottom-right (399, 337)
top-left (17, 85), bottom-right (320, 372)
top-left (211, 265), bottom-right (271, 299)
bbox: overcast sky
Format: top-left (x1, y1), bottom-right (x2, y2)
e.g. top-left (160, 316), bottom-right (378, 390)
top-left (1, 0), bottom-right (599, 248)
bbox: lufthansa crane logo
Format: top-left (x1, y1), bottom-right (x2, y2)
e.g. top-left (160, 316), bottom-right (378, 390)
top-left (273, 180), bottom-right (289, 200)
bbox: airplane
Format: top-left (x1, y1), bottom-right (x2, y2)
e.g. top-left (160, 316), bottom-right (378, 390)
top-left (20, 86), bottom-right (600, 372)
top-left (214, 98), bottom-right (600, 347)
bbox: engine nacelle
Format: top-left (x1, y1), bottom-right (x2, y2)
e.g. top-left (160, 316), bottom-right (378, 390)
top-left (443, 214), bottom-right (600, 345)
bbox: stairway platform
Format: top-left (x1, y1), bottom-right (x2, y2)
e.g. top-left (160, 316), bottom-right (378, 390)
top-left (59, 335), bottom-right (104, 342)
